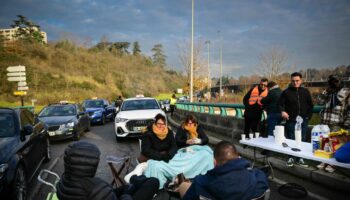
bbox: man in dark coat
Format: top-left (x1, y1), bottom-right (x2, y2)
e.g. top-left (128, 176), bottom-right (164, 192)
top-left (178, 141), bottom-right (269, 200)
top-left (279, 72), bottom-right (313, 167)
top-left (261, 81), bottom-right (282, 137)
top-left (243, 78), bottom-right (269, 138)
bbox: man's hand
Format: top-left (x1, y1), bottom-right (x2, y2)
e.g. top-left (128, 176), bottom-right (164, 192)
top-left (176, 181), bottom-right (192, 198)
top-left (281, 111), bottom-right (289, 120)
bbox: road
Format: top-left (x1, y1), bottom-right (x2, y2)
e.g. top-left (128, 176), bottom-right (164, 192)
top-left (30, 121), bottom-right (348, 200)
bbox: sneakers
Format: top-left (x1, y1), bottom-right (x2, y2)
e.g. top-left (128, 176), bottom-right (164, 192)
top-left (124, 162), bottom-right (148, 183)
top-left (325, 165), bottom-right (335, 173)
top-left (286, 158), bottom-right (294, 167)
top-left (297, 158), bottom-right (309, 168)
top-left (317, 162), bottom-right (326, 169)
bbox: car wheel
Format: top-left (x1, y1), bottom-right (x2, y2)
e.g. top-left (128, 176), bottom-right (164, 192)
top-left (116, 135), bottom-right (122, 142)
top-left (86, 121), bottom-right (91, 132)
top-left (44, 138), bottom-right (51, 162)
top-left (11, 164), bottom-right (27, 200)
top-left (101, 115), bottom-right (106, 125)
top-left (73, 131), bottom-right (80, 141)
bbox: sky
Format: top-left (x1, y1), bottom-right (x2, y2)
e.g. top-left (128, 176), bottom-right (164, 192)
top-left (1, 0), bottom-right (350, 78)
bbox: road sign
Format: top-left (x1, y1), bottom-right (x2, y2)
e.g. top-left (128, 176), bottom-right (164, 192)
top-left (18, 81), bottom-right (27, 87)
top-left (14, 91), bottom-right (27, 96)
top-left (7, 65), bottom-right (26, 72)
top-left (7, 72), bottom-right (26, 77)
top-left (7, 77), bottom-right (26, 82)
top-left (18, 86), bottom-right (29, 91)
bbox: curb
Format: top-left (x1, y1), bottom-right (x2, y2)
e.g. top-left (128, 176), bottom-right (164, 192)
top-left (28, 157), bottom-right (60, 200)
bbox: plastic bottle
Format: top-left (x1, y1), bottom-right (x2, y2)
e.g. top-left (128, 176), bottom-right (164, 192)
top-left (295, 116), bottom-right (303, 148)
top-left (311, 125), bottom-right (321, 152)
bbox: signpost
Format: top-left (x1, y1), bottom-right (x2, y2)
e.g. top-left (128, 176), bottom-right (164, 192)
top-left (6, 65), bottom-right (27, 106)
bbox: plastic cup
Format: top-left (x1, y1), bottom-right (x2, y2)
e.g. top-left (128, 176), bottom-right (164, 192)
top-left (241, 134), bottom-right (246, 140)
top-left (255, 132), bottom-right (260, 138)
top-left (249, 133), bottom-right (254, 139)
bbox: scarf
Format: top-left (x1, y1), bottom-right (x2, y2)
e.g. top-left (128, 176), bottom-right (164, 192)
top-left (152, 124), bottom-right (168, 140)
top-left (183, 124), bottom-right (198, 139)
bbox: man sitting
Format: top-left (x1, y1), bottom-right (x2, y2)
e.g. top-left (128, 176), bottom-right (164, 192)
top-left (178, 141), bottom-right (269, 200)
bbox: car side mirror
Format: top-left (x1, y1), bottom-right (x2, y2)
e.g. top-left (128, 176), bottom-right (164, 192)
top-left (104, 105), bottom-right (108, 108)
top-left (21, 124), bottom-right (33, 141)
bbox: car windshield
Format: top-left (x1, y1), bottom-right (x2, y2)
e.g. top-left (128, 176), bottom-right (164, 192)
top-left (121, 99), bottom-right (160, 111)
top-left (0, 113), bottom-right (15, 137)
top-left (39, 105), bottom-right (76, 117)
top-left (83, 100), bottom-right (104, 108)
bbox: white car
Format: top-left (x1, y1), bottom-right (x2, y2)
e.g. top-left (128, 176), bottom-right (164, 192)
top-left (114, 97), bottom-right (165, 141)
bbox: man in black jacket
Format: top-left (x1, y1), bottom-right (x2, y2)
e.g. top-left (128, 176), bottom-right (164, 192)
top-left (279, 72), bottom-right (313, 167)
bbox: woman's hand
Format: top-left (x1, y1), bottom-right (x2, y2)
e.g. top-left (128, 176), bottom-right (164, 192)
top-left (186, 139), bottom-right (195, 145)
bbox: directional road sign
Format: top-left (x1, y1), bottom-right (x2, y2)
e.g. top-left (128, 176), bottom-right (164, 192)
top-left (18, 86), bottom-right (29, 91)
top-left (8, 76), bottom-right (26, 82)
top-left (7, 65), bottom-right (26, 72)
top-left (14, 91), bottom-right (27, 96)
top-left (18, 81), bottom-right (27, 87)
top-left (7, 72), bottom-right (26, 77)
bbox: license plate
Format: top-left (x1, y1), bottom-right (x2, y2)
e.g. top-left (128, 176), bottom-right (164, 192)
top-left (133, 126), bottom-right (146, 131)
top-left (48, 131), bottom-right (55, 136)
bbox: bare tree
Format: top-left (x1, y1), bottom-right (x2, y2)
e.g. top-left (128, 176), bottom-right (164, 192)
top-left (258, 46), bottom-right (287, 80)
top-left (177, 39), bottom-right (205, 91)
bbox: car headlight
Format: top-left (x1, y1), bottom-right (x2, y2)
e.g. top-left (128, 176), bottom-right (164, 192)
top-left (115, 117), bottom-right (127, 123)
top-left (59, 122), bottom-right (75, 130)
top-left (94, 110), bottom-right (103, 115)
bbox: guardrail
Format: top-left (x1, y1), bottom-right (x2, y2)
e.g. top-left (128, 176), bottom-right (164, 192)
top-left (176, 102), bottom-right (323, 119)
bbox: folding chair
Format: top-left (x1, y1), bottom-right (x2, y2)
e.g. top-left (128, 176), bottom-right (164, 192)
top-left (106, 155), bottom-right (131, 188)
top-left (37, 169), bottom-right (60, 200)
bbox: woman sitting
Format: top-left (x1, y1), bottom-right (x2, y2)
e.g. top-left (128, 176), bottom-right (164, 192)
top-left (138, 114), bottom-right (177, 163)
top-left (176, 114), bottom-right (209, 149)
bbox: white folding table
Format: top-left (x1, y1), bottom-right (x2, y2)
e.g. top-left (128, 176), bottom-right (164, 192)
top-left (240, 136), bottom-right (350, 178)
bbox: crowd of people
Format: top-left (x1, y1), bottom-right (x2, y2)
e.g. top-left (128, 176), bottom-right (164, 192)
top-left (243, 72), bottom-right (350, 170)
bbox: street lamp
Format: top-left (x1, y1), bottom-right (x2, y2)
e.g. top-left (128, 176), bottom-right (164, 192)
top-left (218, 30), bottom-right (223, 99)
top-left (205, 40), bottom-right (211, 89)
top-left (190, 0), bottom-right (194, 102)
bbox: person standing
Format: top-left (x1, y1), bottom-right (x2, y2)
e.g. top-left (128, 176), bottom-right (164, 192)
top-left (261, 81), bottom-right (282, 137)
top-left (317, 75), bottom-right (350, 172)
top-left (115, 96), bottom-right (123, 111)
top-left (279, 72), bottom-right (313, 167)
top-left (243, 78), bottom-right (269, 138)
top-left (170, 94), bottom-right (177, 116)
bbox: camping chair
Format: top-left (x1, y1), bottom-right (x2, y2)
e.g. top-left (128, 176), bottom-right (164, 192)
top-left (106, 155), bottom-right (131, 188)
top-left (252, 188), bottom-right (271, 200)
top-left (37, 169), bottom-right (60, 200)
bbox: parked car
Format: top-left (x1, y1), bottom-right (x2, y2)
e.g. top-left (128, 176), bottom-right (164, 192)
top-left (0, 107), bottom-right (50, 199)
top-left (115, 97), bottom-right (165, 141)
top-left (37, 102), bottom-right (90, 141)
top-left (82, 99), bottom-right (115, 125)
top-left (159, 99), bottom-right (171, 112)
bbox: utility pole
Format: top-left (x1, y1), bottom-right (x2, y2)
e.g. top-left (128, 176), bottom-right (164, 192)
top-left (218, 30), bottom-right (223, 100)
top-left (205, 40), bottom-right (211, 89)
top-left (190, 0), bottom-right (194, 102)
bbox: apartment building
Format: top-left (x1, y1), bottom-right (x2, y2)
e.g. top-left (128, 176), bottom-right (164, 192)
top-left (0, 27), bottom-right (47, 44)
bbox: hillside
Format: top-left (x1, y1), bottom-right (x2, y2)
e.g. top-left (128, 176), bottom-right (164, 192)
top-left (0, 41), bottom-right (185, 104)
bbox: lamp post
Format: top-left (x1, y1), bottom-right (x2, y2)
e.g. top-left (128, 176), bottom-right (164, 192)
top-left (190, 0), bottom-right (194, 102)
top-left (218, 30), bottom-right (223, 100)
top-left (205, 40), bottom-right (211, 90)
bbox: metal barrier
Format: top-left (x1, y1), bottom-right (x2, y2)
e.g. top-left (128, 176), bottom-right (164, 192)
top-left (176, 102), bottom-right (323, 119)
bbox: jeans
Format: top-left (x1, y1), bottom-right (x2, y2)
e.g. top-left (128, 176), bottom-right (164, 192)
top-left (267, 113), bottom-right (282, 136)
top-left (285, 118), bottom-right (309, 142)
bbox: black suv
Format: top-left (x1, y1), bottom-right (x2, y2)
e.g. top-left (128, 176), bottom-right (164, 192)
top-left (0, 107), bottom-right (50, 199)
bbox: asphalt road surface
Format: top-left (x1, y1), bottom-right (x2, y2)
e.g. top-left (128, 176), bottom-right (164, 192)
top-left (30, 121), bottom-right (348, 200)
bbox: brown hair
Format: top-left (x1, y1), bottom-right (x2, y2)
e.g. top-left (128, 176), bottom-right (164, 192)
top-left (184, 114), bottom-right (198, 125)
top-left (214, 141), bottom-right (238, 165)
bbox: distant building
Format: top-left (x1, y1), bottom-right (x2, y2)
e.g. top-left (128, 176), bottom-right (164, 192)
top-left (0, 27), bottom-right (47, 44)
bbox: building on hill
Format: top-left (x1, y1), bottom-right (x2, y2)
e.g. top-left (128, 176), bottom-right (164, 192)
top-left (0, 26), bottom-right (47, 44)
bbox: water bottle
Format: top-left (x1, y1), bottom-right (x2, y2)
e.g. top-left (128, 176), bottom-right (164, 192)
top-left (311, 125), bottom-right (321, 152)
top-left (295, 116), bottom-right (303, 148)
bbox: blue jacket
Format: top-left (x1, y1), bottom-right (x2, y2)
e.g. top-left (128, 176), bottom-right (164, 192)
top-left (335, 141), bottom-right (350, 163)
top-left (183, 158), bottom-right (269, 200)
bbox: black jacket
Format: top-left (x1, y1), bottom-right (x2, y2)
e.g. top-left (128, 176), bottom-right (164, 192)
top-left (176, 124), bottom-right (209, 149)
top-left (278, 86), bottom-right (313, 121)
top-left (141, 126), bottom-right (177, 162)
top-left (243, 87), bottom-right (266, 118)
top-left (260, 87), bottom-right (282, 114)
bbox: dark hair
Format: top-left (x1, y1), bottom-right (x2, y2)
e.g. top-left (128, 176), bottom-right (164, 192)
top-left (172, 94), bottom-right (176, 98)
top-left (184, 114), bottom-right (198, 125)
top-left (291, 72), bottom-right (302, 78)
top-left (214, 141), bottom-right (238, 165)
top-left (260, 78), bottom-right (268, 82)
top-left (267, 81), bottom-right (277, 88)
top-left (154, 113), bottom-right (166, 124)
